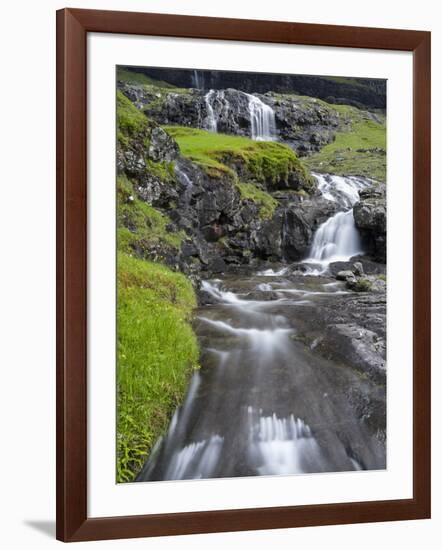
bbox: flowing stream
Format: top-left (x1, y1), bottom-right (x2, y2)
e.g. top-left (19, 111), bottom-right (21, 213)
top-left (136, 174), bottom-right (385, 482)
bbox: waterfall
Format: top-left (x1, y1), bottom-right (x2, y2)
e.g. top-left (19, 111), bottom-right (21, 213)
top-left (174, 162), bottom-right (194, 205)
top-left (203, 89), bottom-right (275, 140)
top-left (308, 210), bottom-right (363, 263)
top-left (305, 174), bottom-right (372, 265)
top-left (246, 93), bottom-right (276, 141)
top-left (204, 89), bottom-right (218, 132)
top-left (192, 69), bottom-right (204, 90)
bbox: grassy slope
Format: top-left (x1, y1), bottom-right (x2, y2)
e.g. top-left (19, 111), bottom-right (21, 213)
top-left (304, 105), bottom-right (386, 182)
top-left (165, 126), bottom-right (314, 215)
top-left (117, 254), bottom-right (199, 482)
top-left (117, 174), bottom-right (184, 255)
top-left (116, 92), bottom-right (199, 483)
top-left (117, 67), bottom-right (177, 88)
top-left (117, 67), bottom-right (191, 95)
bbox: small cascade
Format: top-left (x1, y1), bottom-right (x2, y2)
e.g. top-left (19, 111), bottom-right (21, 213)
top-left (304, 174), bottom-right (372, 266)
top-left (313, 173), bottom-right (371, 208)
top-left (204, 89), bottom-right (219, 132)
top-left (163, 435), bottom-right (224, 480)
top-left (307, 210), bottom-right (364, 263)
top-left (246, 93), bottom-right (276, 141)
top-left (201, 280), bottom-right (243, 304)
top-left (247, 409), bottom-right (325, 475)
top-left (174, 163), bottom-right (194, 206)
top-left (192, 69), bottom-right (205, 90)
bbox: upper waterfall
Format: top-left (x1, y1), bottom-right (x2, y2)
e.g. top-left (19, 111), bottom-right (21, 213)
top-left (203, 89), bottom-right (276, 141)
top-left (245, 93), bottom-right (276, 141)
top-left (204, 89), bottom-right (218, 132)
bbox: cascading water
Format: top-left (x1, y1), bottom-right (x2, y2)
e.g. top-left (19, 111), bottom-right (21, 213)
top-left (245, 93), bottom-right (276, 141)
top-left (204, 89), bottom-right (218, 132)
top-left (304, 174), bottom-right (372, 266)
top-left (192, 69), bottom-right (205, 90)
top-left (313, 172), bottom-right (371, 209)
top-left (174, 162), bottom-right (194, 206)
top-left (203, 89), bottom-right (276, 140)
top-left (136, 270), bottom-right (383, 482)
top-left (307, 210), bottom-right (363, 263)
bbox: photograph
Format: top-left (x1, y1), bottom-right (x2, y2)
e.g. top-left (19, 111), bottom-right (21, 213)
top-left (115, 65), bottom-right (387, 483)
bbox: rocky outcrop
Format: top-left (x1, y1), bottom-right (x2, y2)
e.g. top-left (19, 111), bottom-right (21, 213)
top-left (281, 196), bottom-right (337, 260)
top-left (118, 83), bottom-right (353, 156)
top-left (123, 68), bottom-right (387, 110)
top-left (266, 94), bottom-right (343, 155)
top-left (354, 185), bottom-right (386, 262)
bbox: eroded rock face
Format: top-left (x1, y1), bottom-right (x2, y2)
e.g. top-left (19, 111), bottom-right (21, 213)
top-left (148, 127), bottom-right (179, 162)
top-left (353, 185), bottom-right (386, 262)
top-left (119, 83), bottom-right (351, 155)
top-left (281, 196), bottom-right (337, 261)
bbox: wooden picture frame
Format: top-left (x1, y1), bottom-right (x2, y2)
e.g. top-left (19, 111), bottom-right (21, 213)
top-left (56, 7), bottom-right (431, 542)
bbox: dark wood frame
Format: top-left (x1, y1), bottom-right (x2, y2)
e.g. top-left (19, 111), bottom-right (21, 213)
top-left (56, 7), bottom-right (431, 542)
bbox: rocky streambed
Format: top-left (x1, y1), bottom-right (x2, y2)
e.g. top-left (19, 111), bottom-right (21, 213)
top-left (137, 261), bottom-right (386, 481)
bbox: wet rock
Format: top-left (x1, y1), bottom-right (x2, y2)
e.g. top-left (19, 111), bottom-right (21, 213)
top-left (281, 197), bottom-right (337, 261)
top-left (354, 185), bottom-right (386, 262)
top-left (352, 262), bottom-right (364, 276)
top-left (346, 277), bottom-right (372, 292)
top-left (336, 270), bottom-right (356, 282)
top-left (148, 127), bottom-right (179, 162)
top-left (244, 290), bottom-right (280, 301)
top-left (327, 323), bottom-right (386, 383)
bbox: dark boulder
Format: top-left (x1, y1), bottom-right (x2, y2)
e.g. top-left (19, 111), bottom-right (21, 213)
top-left (353, 185), bottom-right (386, 262)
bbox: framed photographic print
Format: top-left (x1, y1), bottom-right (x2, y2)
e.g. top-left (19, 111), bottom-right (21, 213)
top-left (56, 8), bottom-right (431, 542)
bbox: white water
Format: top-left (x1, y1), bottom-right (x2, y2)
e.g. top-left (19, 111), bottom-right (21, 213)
top-left (138, 268), bottom-right (377, 481)
top-left (201, 280), bottom-right (244, 303)
top-left (245, 93), bottom-right (276, 141)
top-left (313, 172), bottom-right (371, 209)
top-left (192, 69), bottom-right (204, 90)
top-left (304, 174), bottom-right (371, 266)
top-left (204, 90), bottom-right (218, 132)
top-left (174, 163), bottom-right (194, 205)
top-left (248, 410), bottom-right (324, 475)
top-left (307, 210), bottom-right (364, 264)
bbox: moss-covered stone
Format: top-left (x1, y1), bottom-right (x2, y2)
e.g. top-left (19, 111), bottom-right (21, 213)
top-left (165, 126), bottom-right (314, 193)
top-left (236, 182), bottom-right (278, 220)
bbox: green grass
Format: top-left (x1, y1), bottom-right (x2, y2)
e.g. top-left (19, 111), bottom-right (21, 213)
top-left (165, 126), bottom-right (314, 191)
top-left (236, 182), bottom-right (278, 220)
top-left (117, 67), bottom-right (177, 88)
top-left (305, 106), bottom-right (386, 181)
top-left (117, 90), bottom-right (151, 146)
top-left (116, 95), bottom-right (200, 483)
top-left (117, 253), bottom-right (199, 482)
top-left (117, 175), bottom-right (185, 255)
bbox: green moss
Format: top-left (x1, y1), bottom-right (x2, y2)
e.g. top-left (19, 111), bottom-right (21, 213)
top-left (117, 90), bottom-right (150, 146)
top-left (236, 182), bottom-right (278, 220)
top-left (352, 278), bottom-right (372, 292)
top-left (145, 158), bottom-right (176, 183)
top-left (117, 175), bottom-right (184, 255)
top-left (305, 106), bottom-right (386, 181)
top-left (117, 253), bottom-right (199, 482)
top-left (165, 126), bottom-right (314, 191)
